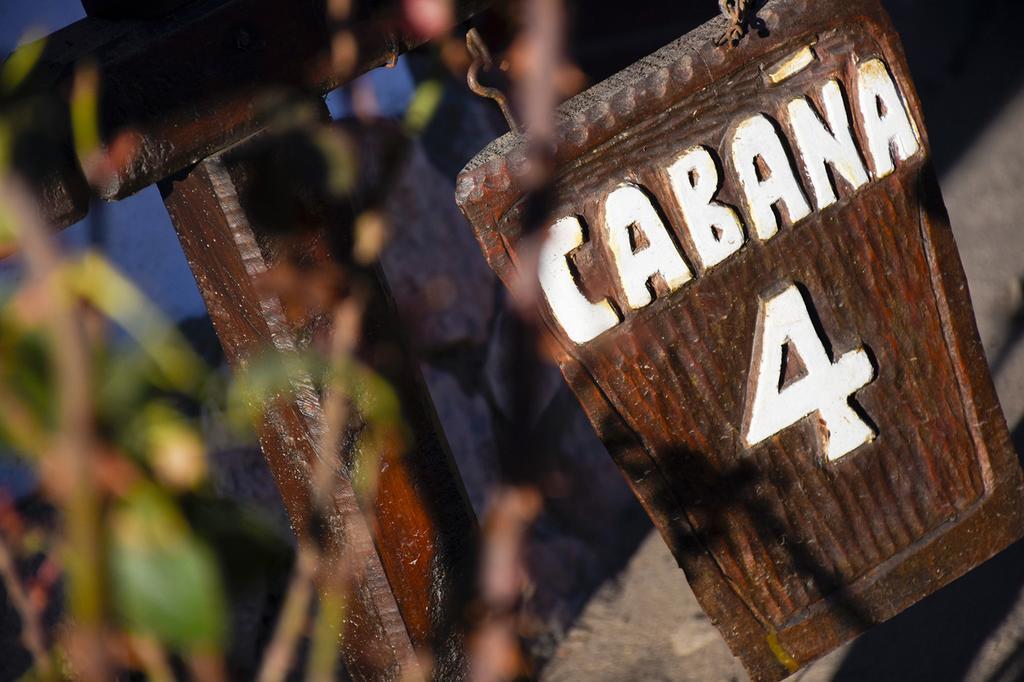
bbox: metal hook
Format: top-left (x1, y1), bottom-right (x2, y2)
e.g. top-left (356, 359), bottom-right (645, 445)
top-left (466, 28), bottom-right (521, 134)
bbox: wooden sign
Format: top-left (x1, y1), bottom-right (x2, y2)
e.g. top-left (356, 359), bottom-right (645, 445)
top-left (456, 0), bottom-right (1024, 678)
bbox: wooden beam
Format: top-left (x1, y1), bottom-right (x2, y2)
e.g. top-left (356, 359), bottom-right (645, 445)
top-left (159, 123), bottom-right (478, 680)
top-left (81, 0), bottom-right (195, 19)
top-left (16, 0), bottom-right (488, 226)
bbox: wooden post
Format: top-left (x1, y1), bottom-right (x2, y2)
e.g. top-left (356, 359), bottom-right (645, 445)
top-left (457, 0), bottom-right (1024, 678)
top-left (160, 124), bottom-right (478, 680)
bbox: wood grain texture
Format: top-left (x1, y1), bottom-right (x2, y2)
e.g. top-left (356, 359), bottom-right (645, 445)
top-left (160, 126), bottom-right (478, 680)
top-left (457, 1), bottom-right (1024, 679)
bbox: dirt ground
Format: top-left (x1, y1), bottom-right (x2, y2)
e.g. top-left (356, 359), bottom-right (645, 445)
top-left (544, 2), bottom-right (1024, 679)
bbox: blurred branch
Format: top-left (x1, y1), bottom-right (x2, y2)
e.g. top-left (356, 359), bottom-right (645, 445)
top-left (516, 0), bottom-right (564, 151)
top-left (0, 535), bottom-right (53, 680)
top-left (471, 487), bottom-right (541, 682)
top-left (188, 651), bottom-right (228, 682)
top-left (256, 545), bottom-right (317, 682)
top-left (306, 585), bottom-right (347, 682)
top-left (304, 296), bottom-right (367, 682)
top-left (0, 179), bottom-right (110, 680)
top-left (468, 2), bottom-right (569, 678)
top-left (313, 298), bottom-right (364, 513)
top-left (256, 295), bottom-right (370, 682)
top-left (127, 635), bottom-right (174, 682)
top-left (67, 251), bottom-right (207, 395)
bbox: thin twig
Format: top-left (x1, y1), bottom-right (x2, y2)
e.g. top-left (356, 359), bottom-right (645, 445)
top-left (313, 298), bottom-right (363, 509)
top-left (0, 179), bottom-right (109, 681)
top-left (471, 486), bottom-right (542, 682)
top-left (304, 576), bottom-right (346, 682)
top-left (518, 0), bottom-right (563, 151)
top-left (256, 545), bottom-right (318, 682)
top-left (128, 635), bottom-right (174, 682)
top-left (256, 297), bottom-right (366, 682)
top-left (465, 2), bottom-right (565, 678)
top-left (0, 535), bottom-right (53, 680)
top-left (188, 650), bottom-right (228, 682)
top-left (303, 298), bottom-right (364, 682)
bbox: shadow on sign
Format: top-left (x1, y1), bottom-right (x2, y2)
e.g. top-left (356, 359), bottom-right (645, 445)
top-left (603, 426), bottom-right (876, 635)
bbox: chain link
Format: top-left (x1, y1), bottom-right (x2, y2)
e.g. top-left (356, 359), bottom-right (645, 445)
top-left (716, 0), bottom-right (752, 48)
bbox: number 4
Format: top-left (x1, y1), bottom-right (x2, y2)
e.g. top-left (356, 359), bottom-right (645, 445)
top-left (743, 284), bottom-right (877, 461)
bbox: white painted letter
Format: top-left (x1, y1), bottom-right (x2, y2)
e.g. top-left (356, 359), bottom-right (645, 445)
top-left (744, 285), bottom-right (876, 461)
top-left (666, 146), bottom-right (746, 270)
top-left (730, 114), bottom-right (812, 240)
top-left (856, 58), bottom-right (920, 178)
top-left (604, 183), bottom-right (693, 310)
top-left (787, 80), bottom-right (870, 210)
top-left (539, 216), bottom-right (620, 344)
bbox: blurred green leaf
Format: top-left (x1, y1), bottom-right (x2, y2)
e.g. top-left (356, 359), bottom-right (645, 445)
top-left (403, 79), bottom-right (444, 136)
top-left (227, 350), bottom-right (326, 434)
top-left (0, 313), bottom-right (54, 454)
top-left (0, 120), bottom-right (12, 174)
top-left (308, 587), bottom-right (346, 680)
top-left (123, 402), bottom-right (208, 491)
top-left (328, 356), bottom-right (407, 501)
top-left (6, 329), bottom-right (53, 424)
top-left (68, 251), bottom-right (207, 395)
top-left (110, 484), bottom-right (227, 652)
top-left (337, 358), bottom-right (403, 431)
top-left (313, 127), bottom-right (358, 196)
top-left (229, 345), bottom-right (409, 504)
top-left (70, 63), bottom-right (101, 162)
top-left (1, 32), bottom-right (46, 94)
top-left (97, 348), bottom-right (165, 428)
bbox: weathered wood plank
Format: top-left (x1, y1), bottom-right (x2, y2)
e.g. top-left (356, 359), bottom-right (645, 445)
top-left (11, 0), bottom-right (489, 226)
top-left (160, 123), bottom-right (478, 680)
top-left (457, 0), bottom-right (1024, 678)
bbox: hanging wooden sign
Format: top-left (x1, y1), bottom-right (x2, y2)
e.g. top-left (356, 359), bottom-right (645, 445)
top-left (457, 0), bottom-right (1024, 679)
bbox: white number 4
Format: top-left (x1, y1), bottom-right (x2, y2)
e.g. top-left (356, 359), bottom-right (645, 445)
top-left (743, 284), bottom-right (877, 461)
